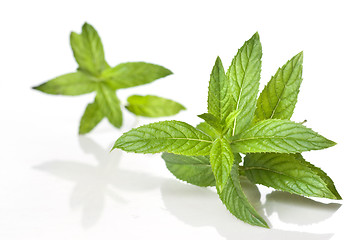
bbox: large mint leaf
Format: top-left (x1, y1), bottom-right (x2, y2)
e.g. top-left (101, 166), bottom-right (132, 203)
top-left (125, 95), bottom-right (185, 117)
top-left (254, 52), bottom-right (303, 122)
top-left (162, 153), bottom-right (215, 187)
top-left (294, 154), bottom-right (342, 199)
top-left (102, 62), bottom-right (172, 89)
top-left (227, 32), bottom-right (262, 135)
top-left (70, 23), bottom-right (108, 76)
top-left (210, 137), bottom-right (234, 192)
top-left (95, 84), bottom-right (123, 128)
top-left (231, 119), bottom-right (336, 153)
top-left (244, 153), bottom-right (340, 199)
top-left (208, 57), bottom-right (233, 122)
top-left (33, 71), bottom-right (98, 96)
top-left (219, 157), bottom-right (268, 228)
top-left (79, 100), bottom-right (104, 134)
top-left (113, 121), bottom-right (213, 155)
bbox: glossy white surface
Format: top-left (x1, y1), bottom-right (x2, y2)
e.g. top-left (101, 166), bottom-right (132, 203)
top-left (1, 1), bottom-right (358, 239)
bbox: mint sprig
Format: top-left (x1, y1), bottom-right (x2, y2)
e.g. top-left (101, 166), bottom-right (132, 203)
top-left (33, 23), bottom-right (185, 134)
top-left (112, 32), bottom-right (340, 227)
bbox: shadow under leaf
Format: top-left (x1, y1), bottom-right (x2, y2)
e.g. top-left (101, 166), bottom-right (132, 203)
top-left (34, 136), bottom-right (164, 228)
top-left (160, 179), bottom-right (334, 240)
top-left (263, 191), bottom-right (341, 225)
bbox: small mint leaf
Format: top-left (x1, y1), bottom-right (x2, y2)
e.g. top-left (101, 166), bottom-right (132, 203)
top-left (33, 71), bottom-right (98, 96)
top-left (208, 57), bottom-right (233, 122)
top-left (210, 137), bottom-right (234, 192)
top-left (70, 23), bottom-right (108, 76)
top-left (223, 110), bottom-right (241, 135)
top-left (219, 156), bottom-right (269, 228)
top-left (162, 153), bottom-right (215, 187)
top-left (196, 122), bottom-right (219, 139)
top-left (197, 113), bottom-right (222, 133)
top-left (126, 95), bottom-right (185, 117)
top-left (254, 52), bottom-right (303, 123)
top-left (95, 83), bottom-right (123, 128)
top-left (102, 62), bottom-right (172, 90)
top-left (79, 100), bottom-right (104, 134)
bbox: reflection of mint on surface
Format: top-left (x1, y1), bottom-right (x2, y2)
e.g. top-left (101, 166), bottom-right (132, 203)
top-left (33, 23), bottom-right (184, 134)
top-left (113, 32), bottom-right (340, 228)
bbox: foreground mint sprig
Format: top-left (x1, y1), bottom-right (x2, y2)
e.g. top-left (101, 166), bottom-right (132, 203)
top-left (33, 23), bottom-right (184, 134)
top-left (112, 32), bottom-right (340, 228)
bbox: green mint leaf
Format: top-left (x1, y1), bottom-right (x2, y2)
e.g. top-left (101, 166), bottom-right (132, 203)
top-left (227, 32), bottom-right (262, 135)
top-left (219, 157), bottom-right (268, 228)
top-left (294, 154), bottom-right (342, 199)
top-left (231, 119), bottom-right (336, 154)
top-left (79, 100), bottom-right (104, 134)
top-left (113, 120), bottom-right (213, 155)
top-left (210, 137), bottom-right (234, 192)
top-left (162, 153), bottom-right (215, 187)
top-left (70, 23), bottom-right (108, 76)
top-left (197, 113), bottom-right (222, 133)
top-left (102, 62), bottom-right (172, 90)
top-left (125, 95), bottom-right (185, 117)
top-left (196, 122), bottom-right (219, 139)
top-left (33, 71), bottom-right (98, 96)
top-left (208, 57), bottom-right (233, 122)
top-left (244, 153), bottom-right (340, 199)
top-left (223, 110), bottom-right (241, 135)
top-left (95, 84), bottom-right (123, 128)
top-left (254, 52), bottom-right (303, 122)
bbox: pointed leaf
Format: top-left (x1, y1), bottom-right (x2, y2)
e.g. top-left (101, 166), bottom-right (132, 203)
top-left (70, 23), bottom-right (108, 76)
top-left (231, 119), bottom-right (336, 153)
top-left (196, 122), bottom-right (219, 139)
top-left (33, 71), bottom-right (98, 96)
top-left (208, 57), bottom-right (233, 122)
top-left (113, 121), bottom-right (213, 155)
top-left (219, 156), bottom-right (268, 228)
top-left (79, 100), bottom-right (104, 134)
top-left (162, 153), bottom-right (215, 187)
top-left (254, 52), bottom-right (303, 122)
top-left (244, 153), bottom-right (340, 199)
top-left (227, 32), bottom-right (262, 135)
top-left (96, 84), bottom-right (123, 128)
top-left (125, 95), bottom-right (185, 117)
top-left (197, 113), bottom-right (222, 132)
top-left (294, 154), bottom-right (342, 199)
top-left (210, 137), bottom-right (234, 192)
top-left (223, 110), bottom-right (241, 135)
top-left (102, 62), bottom-right (172, 89)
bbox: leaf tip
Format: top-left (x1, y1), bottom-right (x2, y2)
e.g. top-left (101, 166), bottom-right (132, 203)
top-left (32, 84), bottom-right (44, 92)
top-left (215, 56), bottom-right (223, 65)
top-left (329, 140), bottom-right (337, 147)
top-left (82, 22), bottom-right (92, 29)
top-left (334, 192), bottom-right (343, 200)
top-left (252, 31), bottom-right (260, 39)
top-left (110, 145), bottom-right (116, 152)
top-left (297, 51), bottom-right (304, 60)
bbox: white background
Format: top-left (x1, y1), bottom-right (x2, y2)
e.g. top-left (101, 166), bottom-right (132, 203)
top-left (1, 0), bottom-right (358, 239)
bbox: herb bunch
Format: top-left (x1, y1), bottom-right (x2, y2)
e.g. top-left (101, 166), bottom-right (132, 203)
top-left (33, 23), bottom-right (184, 134)
top-left (112, 33), bottom-right (341, 227)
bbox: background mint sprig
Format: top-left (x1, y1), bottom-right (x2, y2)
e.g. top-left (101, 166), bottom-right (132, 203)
top-left (112, 32), bottom-right (340, 228)
top-left (33, 23), bottom-right (185, 134)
